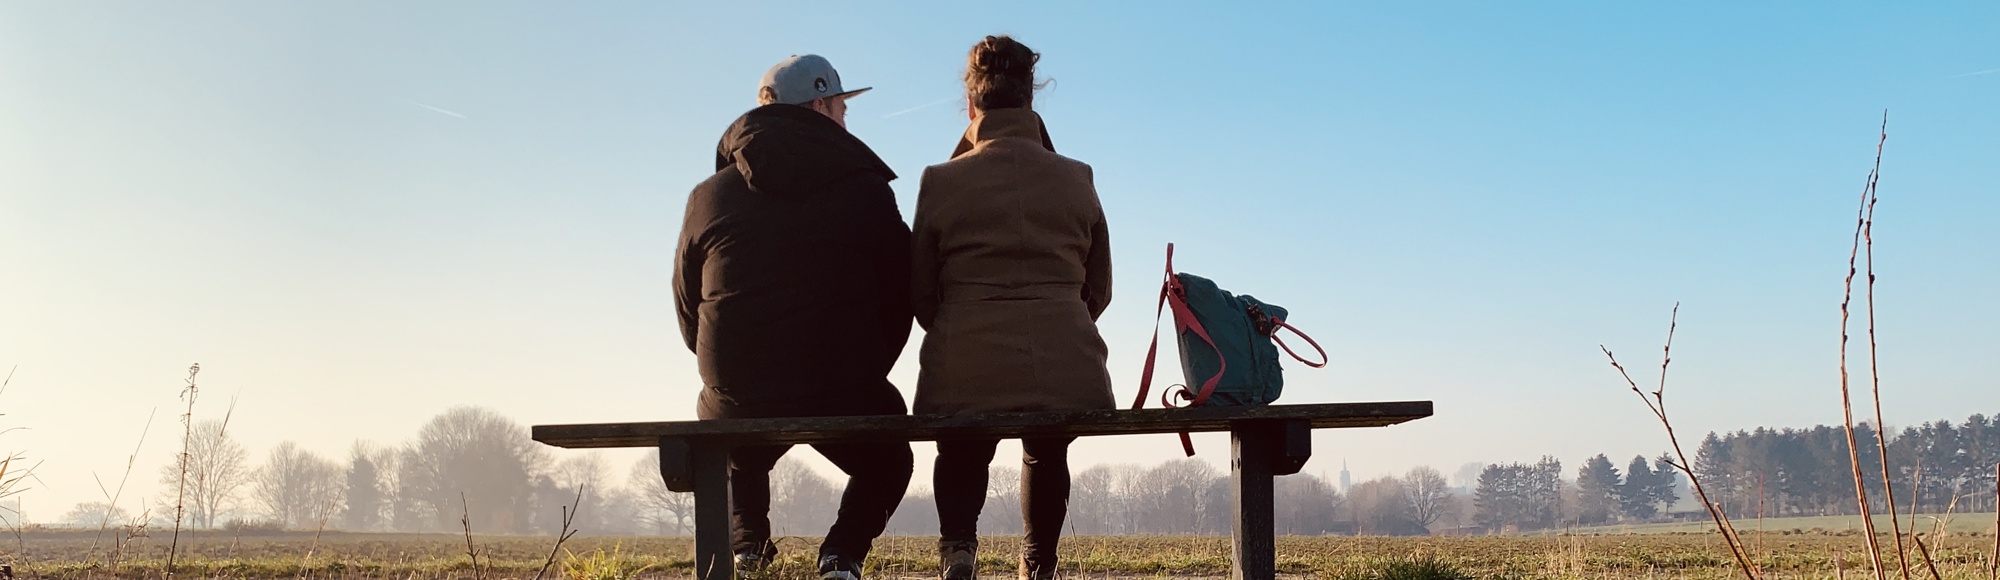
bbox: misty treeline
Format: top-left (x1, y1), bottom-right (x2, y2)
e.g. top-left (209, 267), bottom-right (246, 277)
top-left (54, 407), bottom-right (2000, 537)
top-left (54, 406), bottom-right (1463, 536)
top-left (1689, 413), bottom-right (2000, 519)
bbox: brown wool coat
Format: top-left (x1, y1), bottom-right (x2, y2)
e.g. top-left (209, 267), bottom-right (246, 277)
top-left (911, 108), bottom-right (1115, 415)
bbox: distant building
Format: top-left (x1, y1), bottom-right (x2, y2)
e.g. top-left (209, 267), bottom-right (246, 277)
top-left (1339, 459), bottom-right (1352, 493)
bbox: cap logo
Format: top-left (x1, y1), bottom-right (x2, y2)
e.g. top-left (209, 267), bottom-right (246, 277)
top-left (814, 78), bottom-right (829, 93)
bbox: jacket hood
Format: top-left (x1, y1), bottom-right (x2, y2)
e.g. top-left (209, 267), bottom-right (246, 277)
top-left (715, 104), bottom-right (896, 195)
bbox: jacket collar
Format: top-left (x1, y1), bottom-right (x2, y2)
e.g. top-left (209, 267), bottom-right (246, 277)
top-left (951, 107), bottom-right (1056, 159)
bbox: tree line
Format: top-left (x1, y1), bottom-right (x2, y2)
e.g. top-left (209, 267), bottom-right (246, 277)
top-left (1691, 413), bottom-right (2000, 519)
top-left (54, 407), bottom-right (1999, 536)
top-left (1463, 412), bottom-right (1999, 532)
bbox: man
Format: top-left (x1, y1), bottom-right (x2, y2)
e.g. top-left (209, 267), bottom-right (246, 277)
top-left (673, 54), bottom-right (914, 580)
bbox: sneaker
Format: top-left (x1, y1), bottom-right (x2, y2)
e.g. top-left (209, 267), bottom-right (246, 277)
top-left (818, 554), bottom-right (862, 580)
top-left (734, 540), bottom-right (778, 574)
top-left (939, 539), bottom-right (977, 580)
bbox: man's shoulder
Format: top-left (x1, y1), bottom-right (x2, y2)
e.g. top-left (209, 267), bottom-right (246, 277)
top-left (692, 164), bottom-right (747, 196)
top-left (687, 165), bottom-right (750, 210)
top-left (681, 165), bottom-right (751, 237)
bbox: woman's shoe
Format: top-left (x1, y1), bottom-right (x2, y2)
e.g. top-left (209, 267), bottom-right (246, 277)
top-left (818, 554), bottom-right (863, 580)
top-left (1019, 561), bottom-right (1056, 580)
top-left (939, 539), bottom-right (977, 580)
top-left (734, 540), bottom-right (778, 574)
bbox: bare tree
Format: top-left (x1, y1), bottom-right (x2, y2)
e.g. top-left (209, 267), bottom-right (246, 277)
top-left (1273, 473), bottom-right (1341, 535)
top-left (548, 453), bottom-right (610, 533)
top-left (1069, 465), bottom-right (1117, 534)
top-left (1108, 463), bottom-right (1150, 534)
top-left (155, 419), bottom-right (250, 529)
top-left (251, 441), bottom-right (344, 528)
top-left (1349, 476), bottom-right (1421, 535)
top-left (396, 406), bottom-right (547, 533)
top-left (627, 451), bottom-right (692, 535)
top-left (980, 465), bottom-right (1023, 534)
top-left (769, 457), bottom-right (836, 536)
top-left (61, 502), bottom-right (132, 528)
top-left (1138, 459), bottom-right (1222, 534)
top-left (1404, 466), bottom-right (1455, 531)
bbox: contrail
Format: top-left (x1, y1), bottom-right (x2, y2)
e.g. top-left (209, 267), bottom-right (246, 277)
top-left (1949, 67), bottom-right (2000, 78)
top-left (883, 97), bottom-right (957, 119)
top-left (407, 100), bottom-right (467, 119)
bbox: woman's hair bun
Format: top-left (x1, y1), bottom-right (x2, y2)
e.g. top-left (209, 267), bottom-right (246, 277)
top-left (966, 35), bottom-right (1044, 111)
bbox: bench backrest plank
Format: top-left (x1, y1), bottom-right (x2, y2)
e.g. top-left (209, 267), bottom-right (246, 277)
top-left (532, 401), bottom-right (1431, 448)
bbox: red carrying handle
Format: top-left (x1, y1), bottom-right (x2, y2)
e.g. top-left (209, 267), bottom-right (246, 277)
top-left (1269, 320), bottom-right (1328, 368)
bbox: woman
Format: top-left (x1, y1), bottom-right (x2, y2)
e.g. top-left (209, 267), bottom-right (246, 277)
top-left (911, 35), bottom-right (1113, 580)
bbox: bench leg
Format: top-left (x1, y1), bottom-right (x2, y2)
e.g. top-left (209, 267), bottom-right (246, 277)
top-left (690, 440), bottom-right (733, 580)
top-left (1232, 424), bottom-right (1277, 580)
top-left (1231, 420), bottom-right (1312, 580)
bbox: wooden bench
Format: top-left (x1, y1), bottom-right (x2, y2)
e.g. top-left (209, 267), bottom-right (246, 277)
top-left (533, 401), bottom-right (1432, 580)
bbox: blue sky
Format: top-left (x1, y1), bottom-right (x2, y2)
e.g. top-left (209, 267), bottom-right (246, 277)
top-left (3, 2), bottom-right (1996, 517)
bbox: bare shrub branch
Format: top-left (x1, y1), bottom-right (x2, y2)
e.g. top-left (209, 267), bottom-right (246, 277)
top-left (1839, 116), bottom-right (1888, 580)
top-left (1602, 303), bottom-right (1760, 580)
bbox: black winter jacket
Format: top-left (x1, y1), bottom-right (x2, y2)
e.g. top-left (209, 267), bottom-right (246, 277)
top-left (674, 104), bottom-right (913, 408)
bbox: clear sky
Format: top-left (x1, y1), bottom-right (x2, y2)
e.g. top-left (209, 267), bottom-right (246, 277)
top-left (4, 2), bottom-right (1996, 519)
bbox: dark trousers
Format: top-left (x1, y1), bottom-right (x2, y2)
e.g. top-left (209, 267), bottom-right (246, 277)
top-left (934, 437), bottom-right (1074, 574)
top-left (697, 383), bottom-right (914, 561)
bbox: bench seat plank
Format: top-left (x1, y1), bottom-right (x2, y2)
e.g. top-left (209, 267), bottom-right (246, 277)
top-left (532, 401), bottom-right (1431, 448)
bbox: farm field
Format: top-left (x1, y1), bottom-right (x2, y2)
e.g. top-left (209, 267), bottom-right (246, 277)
top-left (1567, 513), bottom-right (1999, 536)
top-left (8, 529), bottom-right (1998, 580)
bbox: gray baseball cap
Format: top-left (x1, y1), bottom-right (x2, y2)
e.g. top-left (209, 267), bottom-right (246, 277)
top-left (759, 54), bottom-right (870, 106)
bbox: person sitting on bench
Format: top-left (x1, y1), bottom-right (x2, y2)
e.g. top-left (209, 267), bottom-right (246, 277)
top-left (673, 53), bottom-right (915, 580)
top-left (910, 35), bottom-right (1115, 580)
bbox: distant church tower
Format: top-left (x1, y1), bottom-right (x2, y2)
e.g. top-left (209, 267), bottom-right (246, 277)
top-left (1339, 459), bottom-right (1352, 493)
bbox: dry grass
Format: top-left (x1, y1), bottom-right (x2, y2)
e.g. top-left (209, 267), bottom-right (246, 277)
top-left (6, 530), bottom-right (2000, 579)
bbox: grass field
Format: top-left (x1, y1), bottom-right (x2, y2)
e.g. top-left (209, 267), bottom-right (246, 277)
top-left (7, 529), bottom-right (1998, 579)
top-left (1567, 513), bottom-right (1999, 536)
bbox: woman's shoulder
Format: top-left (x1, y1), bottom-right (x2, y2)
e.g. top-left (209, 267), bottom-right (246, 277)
top-left (927, 145), bottom-right (1093, 184)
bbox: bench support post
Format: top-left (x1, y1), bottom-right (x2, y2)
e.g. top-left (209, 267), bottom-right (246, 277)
top-left (660, 437), bottom-right (733, 580)
top-left (1230, 419), bottom-right (1312, 580)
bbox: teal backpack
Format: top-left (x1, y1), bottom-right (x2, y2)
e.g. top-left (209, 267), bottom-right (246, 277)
top-left (1134, 243), bottom-right (1327, 455)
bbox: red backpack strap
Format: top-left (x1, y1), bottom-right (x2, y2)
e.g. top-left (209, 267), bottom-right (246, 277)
top-left (1169, 292), bottom-right (1227, 407)
top-left (1269, 320), bottom-right (1328, 368)
top-left (1132, 243), bottom-right (1231, 456)
top-left (1130, 244), bottom-right (1176, 410)
top-left (1134, 243), bottom-right (1229, 410)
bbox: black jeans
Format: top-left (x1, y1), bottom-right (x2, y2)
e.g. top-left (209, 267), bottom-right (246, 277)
top-left (697, 383), bottom-right (914, 562)
top-left (934, 437), bottom-right (1074, 574)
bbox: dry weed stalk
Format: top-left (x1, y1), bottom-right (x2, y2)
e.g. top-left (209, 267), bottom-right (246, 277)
top-left (1989, 463), bottom-right (1997, 580)
top-left (1838, 116), bottom-right (1888, 580)
top-left (1600, 303), bottom-right (1760, 580)
top-left (91, 409), bottom-right (156, 564)
top-left (165, 363), bottom-right (201, 579)
top-left (461, 492), bottom-right (482, 580)
top-left (0, 365), bottom-right (32, 578)
top-left (1906, 460), bottom-right (1942, 580)
top-left (296, 512), bottom-right (332, 580)
top-left (0, 366), bottom-right (34, 504)
top-left (1860, 111), bottom-right (1914, 580)
top-left (533, 485), bottom-right (585, 580)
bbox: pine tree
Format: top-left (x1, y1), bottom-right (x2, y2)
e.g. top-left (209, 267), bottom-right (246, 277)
top-left (343, 452), bottom-right (385, 531)
top-left (1618, 455), bottom-right (1659, 520)
top-left (1651, 453), bottom-right (1681, 513)
top-left (1575, 454), bottom-right (1621, 524)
